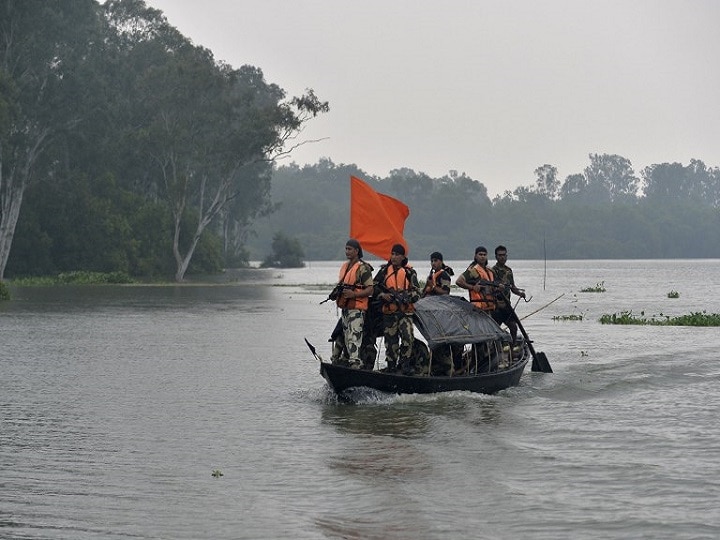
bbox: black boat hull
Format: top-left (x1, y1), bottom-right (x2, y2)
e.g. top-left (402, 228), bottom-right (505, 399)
top-left (320, 355), bottom-right (528, 395)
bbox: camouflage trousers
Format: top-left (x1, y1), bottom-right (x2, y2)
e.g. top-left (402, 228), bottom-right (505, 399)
top-left (330, 309), bottom-right (365, 367)
top-left (382, 313), bottom-right (414, 368)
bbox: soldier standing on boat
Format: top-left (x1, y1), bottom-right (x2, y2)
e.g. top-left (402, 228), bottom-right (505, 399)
top-left (491, 245), bottom-right (526, 345)
top-left (329, 239), bottom-right (374, 369)
top-left (421, 251), bottom-right (454, 297)
top-left (455, 246), bottom-right (497, 313)
top-left (422, 251), bottom-right (457, 375)
top-left (374, 244), bottom-right (420, 375)
top-left (455, 246), bottom-right (499, 374)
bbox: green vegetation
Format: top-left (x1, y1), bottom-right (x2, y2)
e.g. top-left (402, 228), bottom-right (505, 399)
top-left (0, 1), bottom-right (326, 283)
top-left (11, 272), bottom-right (136, 286)
top-left (261, 232), bottom-right (305, 268)
top-left (552, 310), bottom-right (588, 321)
top-left (0, 281), bottom-right (10, 301)
top-left (667, 290), bottom-right (680, 298)
top-left (600, 310), bottom-right (720, 326)
top-left (580, 281), bottom-right (606, 293)
top-left (247, 159), bottom-right (720, 260)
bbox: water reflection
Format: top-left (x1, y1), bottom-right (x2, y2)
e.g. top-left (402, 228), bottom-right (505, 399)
top-left (321, 401), bottom-right (431, 439)
top-left (4, 283), bottom-right (273, 313)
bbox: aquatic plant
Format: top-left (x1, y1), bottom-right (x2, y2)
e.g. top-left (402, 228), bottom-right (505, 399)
top-left (552, 309), bottom-right (588, 321)
top-left (667, 290), bottom-right (680, 298)
top-left (600, 310), bottom-right (720, 326)
top-left (580, 281), bottom-right (606, 293)
top-left (0, 281), bottom-right (9, 301)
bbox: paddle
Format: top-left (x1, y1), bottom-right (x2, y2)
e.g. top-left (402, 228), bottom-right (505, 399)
top-left (509, 307), bottom-right (552, 373)
top-left (304, 338), bottom-right (324, 362)
top-left (489, 282), bottom-right (552, 373)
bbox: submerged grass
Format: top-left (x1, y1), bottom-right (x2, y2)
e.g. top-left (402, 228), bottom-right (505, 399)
top-left (552, 309), bottom-right (588, 321)
top-left (10, 271), bottom-right (136, 286)
top-left (580, 281), bottom-right (606, 293)
top-left (599, 310), bottom-right (720, 326)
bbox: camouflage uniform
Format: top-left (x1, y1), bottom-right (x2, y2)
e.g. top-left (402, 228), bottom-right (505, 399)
top-left (373, 263), bottom-right (421, 373)
top-left (330, 262), bottom-right (374, 368)
top-left (491, 263), bottom-right (515, 325)
top-left (425, 267), bottom-right (455, 374)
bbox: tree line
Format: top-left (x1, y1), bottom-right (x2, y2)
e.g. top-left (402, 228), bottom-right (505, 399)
top-left (247, 156), bottom-right (720, 261)
top-left (2, 1), bottom-right (718, 284)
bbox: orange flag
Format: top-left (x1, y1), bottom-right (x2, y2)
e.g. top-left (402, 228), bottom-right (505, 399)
top-left (350, 175), bottom-right (410, 259)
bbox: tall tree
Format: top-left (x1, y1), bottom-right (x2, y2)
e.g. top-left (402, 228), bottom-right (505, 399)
top-left (584, 153), bottom-right (639, 203)
top-left (0, 0), bottom-right (102, 280)
top-left (559, 173), bottom-right (588, 201)
top-left (534, 164), bottom-right (560, 200)
top-left (105, 0), bottom-right (328, 281)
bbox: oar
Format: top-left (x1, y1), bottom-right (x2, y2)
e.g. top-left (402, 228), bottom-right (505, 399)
top-left (476, 279), bottom-right (553, 373)
top-left (304, 338), bottom-right (324, 362)
top-left (500, 291), bottom-right (552, 373)
top-left (510, 309), bottom-right (552, 373)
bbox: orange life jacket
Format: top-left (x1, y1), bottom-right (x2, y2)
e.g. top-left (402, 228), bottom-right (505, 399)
top-left (382, 265), bottom-right (415, 314)
top-left (336, 261), bottom-right (369, 310)
top-left (424, 268), bottom-right (447, 296)
top-left (468, 264), bottom-right (496, 311)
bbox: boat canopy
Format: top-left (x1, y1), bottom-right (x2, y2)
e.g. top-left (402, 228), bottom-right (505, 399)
top-left (413, 295), bottom-right (509, 347)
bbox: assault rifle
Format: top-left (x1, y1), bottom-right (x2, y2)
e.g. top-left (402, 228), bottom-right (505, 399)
top-left (376, 282), bottom-right (413, 311)
top-left (466, 277), bottom-right (510, 297)
top-left (320, 283), bottom-right (355, 304)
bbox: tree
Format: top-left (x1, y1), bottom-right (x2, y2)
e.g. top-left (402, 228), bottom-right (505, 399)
top-left (584, 153), bottom-right (639, 203)
top-left (0, 0), bottom-right (102, 280)
top-left (534, 164), bottom-right (560, 200)
top-left (560, 173), bottom-right (588, 201)
top-left (261, 231), bottom-right (305, 268)
top-left (105, 0), bottom-right (328, 281)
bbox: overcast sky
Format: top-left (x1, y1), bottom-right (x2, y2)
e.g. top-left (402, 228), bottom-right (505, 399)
top-left (145, 0), bottom-right (720, 197)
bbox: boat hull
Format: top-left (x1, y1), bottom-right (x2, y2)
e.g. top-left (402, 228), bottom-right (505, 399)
top-left (320, 356), bottom-right (528, 395)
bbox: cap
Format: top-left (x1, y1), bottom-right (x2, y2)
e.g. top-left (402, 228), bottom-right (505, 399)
top-left (391, 244), bottom-right (406, 256)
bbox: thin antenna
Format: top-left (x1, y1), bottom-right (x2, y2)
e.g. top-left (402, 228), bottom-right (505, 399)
top-left (543, 237), bottom-right (547, 291)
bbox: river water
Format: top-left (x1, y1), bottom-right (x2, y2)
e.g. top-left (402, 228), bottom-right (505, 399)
top-left (2, 259), bottom-right (719, 540)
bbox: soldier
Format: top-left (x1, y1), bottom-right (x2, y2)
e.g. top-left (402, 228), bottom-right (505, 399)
top-left (422, 251), bottom-right (456, 375)
top-left (421, 251), bottom-right (454, 297)
top-left (455, 246), bottom-right (497, 313)
top-left (491, 245), bottom-right (526, 345)
top-left (374, 244), bottom-right (420, 375)
top-left (329, 239), bottom-right (374, 369)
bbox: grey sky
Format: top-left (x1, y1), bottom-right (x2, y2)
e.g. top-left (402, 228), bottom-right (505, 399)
top-left (145, 0), bottom-right (720, 197)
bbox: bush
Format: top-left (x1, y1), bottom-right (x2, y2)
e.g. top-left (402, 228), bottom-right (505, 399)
top-left (261, 232), bottom-right (305, 268)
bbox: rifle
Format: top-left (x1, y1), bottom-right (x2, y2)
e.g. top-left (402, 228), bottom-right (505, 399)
top-left (465, 277), bottom-right (510, 297)
top-left (376, 282), bottom-right (413, 311)
top-left (319, 283), bottom-right (355, 304)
